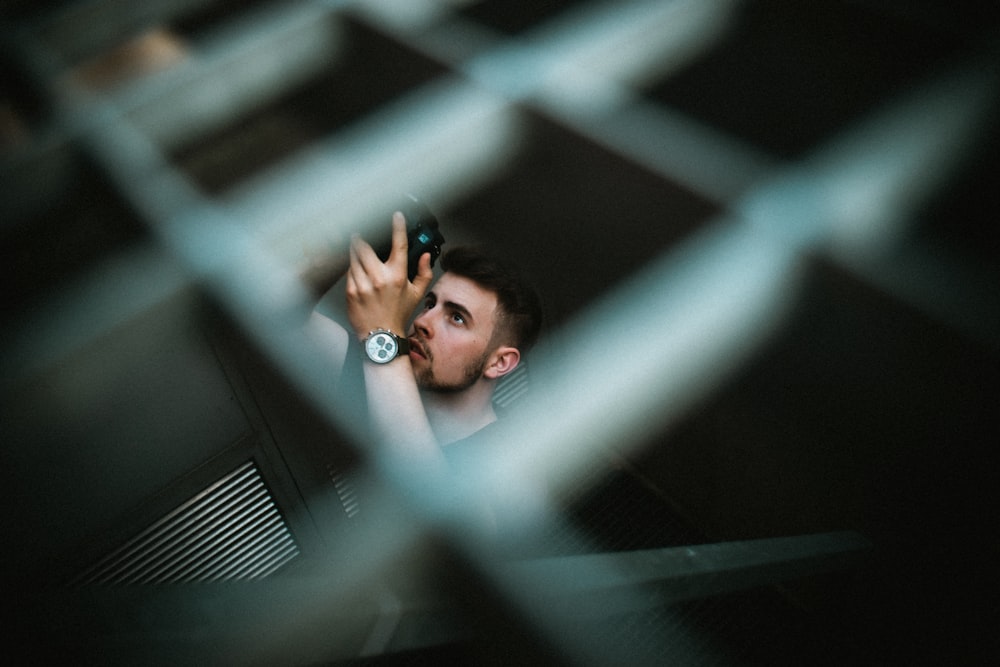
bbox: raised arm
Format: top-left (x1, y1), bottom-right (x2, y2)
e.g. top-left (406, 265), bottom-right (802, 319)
top-left (299, 239), bottom-right (352, 381)
top-left (345, 212), bottom-right (440, 463)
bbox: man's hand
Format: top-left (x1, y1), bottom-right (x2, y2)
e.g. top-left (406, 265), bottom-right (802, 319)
top-left (345, 211), bottom-right (434, 338)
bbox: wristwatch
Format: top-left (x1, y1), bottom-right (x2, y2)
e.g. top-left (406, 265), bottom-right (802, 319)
top-left (362, 329), bottom-right (410, 364)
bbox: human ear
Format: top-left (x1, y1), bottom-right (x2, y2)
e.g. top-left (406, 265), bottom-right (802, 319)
top-left (485, 346), bottom-right (520, 379)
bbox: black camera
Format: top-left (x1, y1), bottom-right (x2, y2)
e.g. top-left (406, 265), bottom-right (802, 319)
top-left (374, 195), bottom-right (446, 280)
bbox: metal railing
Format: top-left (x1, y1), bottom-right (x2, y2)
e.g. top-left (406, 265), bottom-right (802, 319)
top-left (3, 0), bottom-right (997, 664)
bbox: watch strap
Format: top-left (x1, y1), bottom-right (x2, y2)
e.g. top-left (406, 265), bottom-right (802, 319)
top-left (395, 335), bottom-right (410, 355)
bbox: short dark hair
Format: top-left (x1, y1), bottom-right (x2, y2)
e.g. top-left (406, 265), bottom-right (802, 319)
top-left (440, 245), bottom-right (543, 354)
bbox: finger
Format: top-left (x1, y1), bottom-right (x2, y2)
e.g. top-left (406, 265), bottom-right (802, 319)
top-left (389, 211), bottom-right (408, 265)
top-left (412, 252), bottom-right (433, 292)
top-left (347, 235), bottom-right (371, 291)
top-left (345, 252), bottom-right (356, 296)
top-left (345, 267), bottom-right (355, 296)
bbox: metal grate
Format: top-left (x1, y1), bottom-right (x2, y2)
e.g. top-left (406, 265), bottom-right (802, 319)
top-left (328, 464), bottom-right (361, 520)
top-left (492, 362), bottom-right (530, 411)
top-left (4, 0), bottom-right (996, 664)
top-left (76, 460), bottom-right (300, 585)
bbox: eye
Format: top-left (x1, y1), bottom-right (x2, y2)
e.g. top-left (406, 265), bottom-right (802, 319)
top-left (450, 311), bottom-right (466, 325)
top-left (423, 295), bottom-right (436, 310)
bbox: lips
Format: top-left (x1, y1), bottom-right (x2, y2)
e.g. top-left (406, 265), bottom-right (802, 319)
top-left (408, 336), bottom-right (428, 360)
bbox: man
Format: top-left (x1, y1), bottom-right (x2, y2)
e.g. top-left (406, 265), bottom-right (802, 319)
top-left (303, 211), bottom-right (542, 466)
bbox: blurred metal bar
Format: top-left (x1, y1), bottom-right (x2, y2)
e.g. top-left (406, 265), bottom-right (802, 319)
top-left (501, 531), bottom-right (871, 616)
top-left (4, 1), bottom-right (996, 664)
top-left (558, 99), bottom-right (778, 205)
top-left (115, 3), bottom-right (344, 149)
top-left (223, 77), bottom-right (523, 261)
top-left (505, 0), bottom-right (740, 100)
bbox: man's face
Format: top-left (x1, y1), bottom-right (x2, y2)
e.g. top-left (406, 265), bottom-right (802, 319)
top-left (407, 273), bottom-right (500, 393)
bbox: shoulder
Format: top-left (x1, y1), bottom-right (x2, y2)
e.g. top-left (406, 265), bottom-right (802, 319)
top-left (442, 420), bottom-right (502, 467)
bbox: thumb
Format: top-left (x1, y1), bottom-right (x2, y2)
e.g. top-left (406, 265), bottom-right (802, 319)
top-left (411, 252), bottom-right (434, 292)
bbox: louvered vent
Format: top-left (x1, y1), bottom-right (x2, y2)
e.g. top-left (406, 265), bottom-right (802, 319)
top-left (493, 362), bottom-right (529, 410)
top-left (328, 465), bottom-right (360, 519)
top-left (77, 460), bottom-right (300, 585)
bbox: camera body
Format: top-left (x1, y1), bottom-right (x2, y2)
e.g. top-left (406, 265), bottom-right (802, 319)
top-left (374, 195), bottom-right (446, 280)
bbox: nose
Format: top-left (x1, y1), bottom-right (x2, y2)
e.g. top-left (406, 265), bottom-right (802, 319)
top-left (412, 307), bottom-right (432, 338)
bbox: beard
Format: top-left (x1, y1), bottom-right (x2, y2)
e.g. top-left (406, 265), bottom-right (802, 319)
top-left (414, 342), bottom-right (490, 394)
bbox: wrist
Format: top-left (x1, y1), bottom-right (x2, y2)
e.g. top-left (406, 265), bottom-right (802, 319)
top-left (361, 328), bottom-right (411, 364)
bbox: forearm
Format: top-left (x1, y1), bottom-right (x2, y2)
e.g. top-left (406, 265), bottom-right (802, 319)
top-left (298, 245), bottom-right (352, 379)
top-left (361, 357), bottom-right (444, 466)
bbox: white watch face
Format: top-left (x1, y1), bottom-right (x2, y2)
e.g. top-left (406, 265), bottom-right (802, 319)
top-left (365, 332), bottom-right (398, 363)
